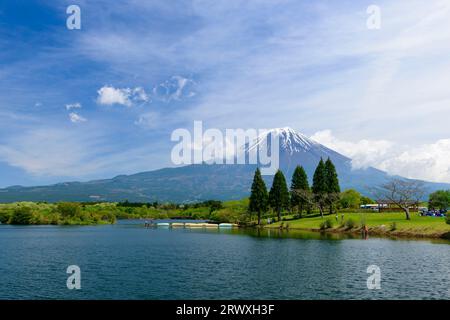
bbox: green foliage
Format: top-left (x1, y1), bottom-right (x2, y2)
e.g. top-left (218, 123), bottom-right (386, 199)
top-left (213, 198), bottom-right (250, 224)
top-left (10, 207), bottom-right (33, 225)
top-left (429, 190), bottom-right (450, 210)
top-left (312, 159), bottom-right (327, 215)
top-left (312, 159), bottom-right (327, 195)
top-left (324, 158), bottom-right (340, 214)
top-left (269, 170), bottom-right (290, 221)
top-left (117, 200), bottom-right (158, 208)
top-left (249, 168), bottom-right (269, 225)
top-left (345, 218), bottom-right (356, 229)
top-left (0, 202), bottom-right (135, 225)
top-left (325, 158), bottom-right (340, 194)
top-left (57, 202), bottom-right (81, 218)
top-left (340, 189), bottom-right (361, 209)
top-left (360, 196), bottom-right (375, 205)
top-left (0, 209), bottom-right (11, 224)
top-left (290, 166), bottom-right (310, 217)
top-left (205, 200), bottom-right (223, 215)
top-left (320, 218), bottom-right (334, 230)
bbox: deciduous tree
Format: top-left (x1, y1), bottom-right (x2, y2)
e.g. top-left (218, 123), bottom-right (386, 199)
top-left (376, 179), bottom-right (425, 220)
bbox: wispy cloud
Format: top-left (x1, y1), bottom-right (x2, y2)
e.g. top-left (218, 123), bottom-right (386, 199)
top-left (65, 102), bottom-right (82, 110)
top-left (0, 128), bottom-right (98, 176)
top-left (1, 0), bottom-right (450, 184)
top-left (0, 127), bottom-right (170, 179)
top-left (153, 76), bottom-right (196, 102)
top-left (69, 112), bottom-right (87, 123)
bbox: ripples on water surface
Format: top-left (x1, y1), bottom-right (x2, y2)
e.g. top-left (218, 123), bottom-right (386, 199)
top-left (0, 220), bottom-right (449, 299)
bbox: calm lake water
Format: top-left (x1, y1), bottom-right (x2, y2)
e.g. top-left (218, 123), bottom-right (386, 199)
top-left (0, 220), bottom-right (449, 300)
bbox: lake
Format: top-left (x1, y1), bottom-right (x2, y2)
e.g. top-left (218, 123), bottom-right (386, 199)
top-left (0, 220), bottom-right (449, 300)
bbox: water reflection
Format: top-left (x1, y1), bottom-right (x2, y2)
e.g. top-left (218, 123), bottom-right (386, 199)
top-left (134, 219), bottom-right (450, 245)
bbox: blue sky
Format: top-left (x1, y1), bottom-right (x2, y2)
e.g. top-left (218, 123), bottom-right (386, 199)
top-left (1, 0), bottom-right (450, 186)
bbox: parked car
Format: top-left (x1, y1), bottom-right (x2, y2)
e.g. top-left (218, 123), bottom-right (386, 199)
top-left (422, 209), bottom-right (447, 217)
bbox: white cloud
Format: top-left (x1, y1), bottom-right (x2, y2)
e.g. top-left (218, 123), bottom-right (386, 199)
top-left (153, 76), bottom-right (196, 102)
top-left (97, 86), bottom-right (133, 107)
top-left (311, 130), bottom-right (393, 170)
top-left (4, 0), bottom-right (450, 184)
top-left (65, 102), bottom-right (82, 110)
top-left (378, 139), bottom-right (450, 183)
top-left (311, 130), bottom-right (450, 183)
top-left (97, 85), bottom-right (150, 107)
top-left (69, 112), bottom-right (87, 123)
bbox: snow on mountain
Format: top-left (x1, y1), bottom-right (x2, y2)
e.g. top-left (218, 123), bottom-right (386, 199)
top-left (246, 127), bottom-right (319, 155)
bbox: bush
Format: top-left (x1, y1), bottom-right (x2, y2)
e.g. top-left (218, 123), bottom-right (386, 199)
top-left (446, 213), bottom-right (450, 225)
top-left (320, 218), bottom-right (334, 230)
top-left (10, 207), bottom-right (33, 225)
top-left (100, 211), bottom-right (116, 224)
top-left (0, 209), bottom-right (11, 224)
top-left (390, 222), bottom-right (397, 231)
top-left (345, 218), bottom-right (356, 229)
top-left (340, 189), bottom-right (361, 209)
top-left (57, 202), bottom-right (81, 218)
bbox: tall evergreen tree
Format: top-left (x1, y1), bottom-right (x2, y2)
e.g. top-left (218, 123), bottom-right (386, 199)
top-left (269, 170), bottom-right (290, 222)
top-left (324, 158), bottom-right (341, 214)
top-left (312, 158), bottom-right (327, 218)
top-left (290, 166), bottom-right (310, 218)
top-left (249, 168), bottom-right (269, 225)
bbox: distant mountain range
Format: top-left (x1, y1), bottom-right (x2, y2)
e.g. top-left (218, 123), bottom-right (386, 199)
top-left (0, 128), bottom-right (448, 203)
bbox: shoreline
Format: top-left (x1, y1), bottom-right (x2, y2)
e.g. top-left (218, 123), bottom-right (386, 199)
top-left (264, 224), bottom-right (450, 240)
top-left (2, 218), bottom-right (450, 242)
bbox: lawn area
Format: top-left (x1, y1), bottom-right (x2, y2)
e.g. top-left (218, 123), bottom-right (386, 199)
top-left (266, 211), bottom-right (450, 238)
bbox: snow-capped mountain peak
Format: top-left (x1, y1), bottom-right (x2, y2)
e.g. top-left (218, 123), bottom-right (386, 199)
top-left (247, 127), bottom-right (319, 155)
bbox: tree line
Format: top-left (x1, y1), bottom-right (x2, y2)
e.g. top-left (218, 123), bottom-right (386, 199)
top-left (428, 190), bottom-right (450, 211)
top-left (249, 158), bottom-right (341, 225)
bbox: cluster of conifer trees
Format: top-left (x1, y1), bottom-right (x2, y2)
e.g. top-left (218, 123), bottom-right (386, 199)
top-left (249, 158), bottom-right (340, 224)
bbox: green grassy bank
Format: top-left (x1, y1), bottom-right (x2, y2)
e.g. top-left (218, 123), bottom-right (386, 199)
top-left (265, 212), bottom-right (450, 239)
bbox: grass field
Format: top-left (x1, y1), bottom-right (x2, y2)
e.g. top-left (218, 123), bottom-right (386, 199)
top-left (266, 212), bottom-right (450, 238)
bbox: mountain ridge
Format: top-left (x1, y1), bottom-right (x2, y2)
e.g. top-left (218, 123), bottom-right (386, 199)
top-left (0, 128), bottom-right (448, 203)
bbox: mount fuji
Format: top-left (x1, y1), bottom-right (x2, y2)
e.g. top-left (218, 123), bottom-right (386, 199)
top-left (0, 128), bottom-right (448, 203)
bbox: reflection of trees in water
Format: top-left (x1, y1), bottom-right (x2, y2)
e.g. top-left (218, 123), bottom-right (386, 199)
top-left (237, 227), bottom-right (358, 241)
